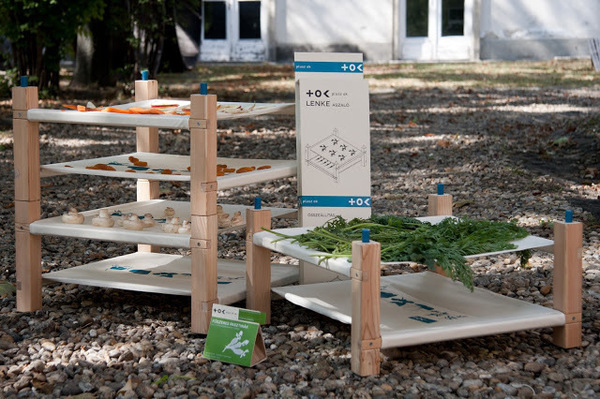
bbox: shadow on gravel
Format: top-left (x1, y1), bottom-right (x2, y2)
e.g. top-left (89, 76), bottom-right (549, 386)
top-left (369, 86), bottom-right (600, 219)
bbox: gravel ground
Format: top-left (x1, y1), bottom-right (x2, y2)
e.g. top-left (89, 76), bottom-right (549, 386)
top-left (0, 72), bottom-right (599, 398)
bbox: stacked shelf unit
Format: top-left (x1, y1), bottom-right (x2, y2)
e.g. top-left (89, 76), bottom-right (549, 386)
top-left (246, 194), bottom-right (583, 376)
top-left (12, 79), bottom-right (297, 334)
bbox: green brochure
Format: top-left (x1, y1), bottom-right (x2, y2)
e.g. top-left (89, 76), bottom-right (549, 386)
top-left (203, 304), bottom-right (267, 367)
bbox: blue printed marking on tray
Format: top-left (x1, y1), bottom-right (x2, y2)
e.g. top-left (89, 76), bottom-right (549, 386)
top-left (110, 210), bottom-right (168, 224)
top-left (381, 288), bottom-right (467, 323)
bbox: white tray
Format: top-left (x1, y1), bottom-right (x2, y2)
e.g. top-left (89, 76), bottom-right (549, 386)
top-left (252, 217), bottom-right (554, 277)
top-left (28, 100), bottom-right (295, 129)
top-left (30, 200), bottom-right (296, 247)
top-left (273, 272), bottom-right (565, 349)
top-left (41, 152), bottom-right (297, 188)
top-left (43, 252), bottom-right (298, 302)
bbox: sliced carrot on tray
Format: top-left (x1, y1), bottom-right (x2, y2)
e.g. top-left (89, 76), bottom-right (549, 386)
top-left (62, 104), bottom-right (175, 115)
top-left (128, 107), bottom-right (165, 114)
top-left (101, 107), bottom-right (132, 114)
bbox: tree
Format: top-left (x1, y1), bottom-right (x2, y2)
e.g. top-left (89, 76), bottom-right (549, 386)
top-left (0, 0), bottom-right (105, 94)
top-left (73, 0), bottom-right (134, 87)
top-left (1, 0), bottom-right (191, 93)
top-left (72, 0), bottom-right (189, 88)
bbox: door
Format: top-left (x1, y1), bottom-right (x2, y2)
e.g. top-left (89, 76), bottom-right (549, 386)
top-left (399, 0), bottom-right (475, 61)
top-left (200, 0), bottom-right (267, 62)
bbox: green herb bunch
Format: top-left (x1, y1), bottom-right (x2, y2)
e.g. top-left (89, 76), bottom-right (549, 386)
top-left (270, 215), bottom-right (529, 291)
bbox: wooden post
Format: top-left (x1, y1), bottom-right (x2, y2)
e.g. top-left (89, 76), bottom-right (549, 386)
top-left (427, 184), bottom-right (452, 216)
top-left (189, 91), bottom-right (219, 334)
top-left (12, 82), bottom-right (42, 311)
top-left (552, 212), bottom-right (583, 348)
top-left (134, 77), bottom-right (160, 253)
top-left (350, 232), bottom-right (382, 376)
top-left (428, 185), bottom-right (452, 276)
top-left (246, 202), bottom-right (272, 323)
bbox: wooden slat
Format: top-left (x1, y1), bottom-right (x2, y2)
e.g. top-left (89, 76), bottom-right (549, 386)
top-left (189, 93), bottom-right (219, 334)
top-left (427, 194), bottom-right (453, 216)
top-left (552, 220), bottom-right (583, 348)
top-left (135, 80), bottom-right (160, 253)
top-left (189, 96), bottom-right (218, 217)
top-left (189, 130), bottom-right (217, 192)
top-left (134, 79), bottom-right (158, 101)
top-left (12, 86), bottom-right (38, 111)
top-left (13, 119), bottom-right (40, 202)
top-left (351, 240), bottom-right (382, 376)
top-left (14, 200), bottom-right (40, 226)
top-left (190, 214), bottom-right (218, 333)
top-left (246, 208), bottom-right (272, 323)
top-left (15, 230), bottom-right (42, 311)
top-left (553, 322), bottom-right (582, 349)
top-left (428, 193), bottom-right (452, 276)
top-left (13, 86), bottom-right (42, 313)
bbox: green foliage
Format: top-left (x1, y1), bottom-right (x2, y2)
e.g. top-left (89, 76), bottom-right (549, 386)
top-left (270, 215), bottom-right (530, 291)
top-left (0, 280), bottom-right (16, 297)
top-left (0, 0), bottom-right (105, 92)
top-left (0, 68), bottom-right (17, 98)
top-left (0, 0), bottom-right (197, 91)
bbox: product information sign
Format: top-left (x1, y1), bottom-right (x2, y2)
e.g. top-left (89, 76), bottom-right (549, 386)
top-left (203, 304), bottom-right (267, 367)
top-left (294, 52), bottom-right (371, 227)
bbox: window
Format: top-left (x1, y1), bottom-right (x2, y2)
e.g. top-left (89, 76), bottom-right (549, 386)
top-left (407, 0), bottom-right (428, 37)
top-left (239, 1), bottom-right (261, 39)
top-left (204, 1), bottom-right (227, 39)
top-left (442, 0), bottom-right (464, 36)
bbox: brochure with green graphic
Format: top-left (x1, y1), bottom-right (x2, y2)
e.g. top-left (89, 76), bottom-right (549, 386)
top-left (203, 304), bottom-right (267, 367)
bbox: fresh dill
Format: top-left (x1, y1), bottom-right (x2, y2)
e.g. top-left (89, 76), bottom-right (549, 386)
top-left (269, 215), bottom-right (529, 291)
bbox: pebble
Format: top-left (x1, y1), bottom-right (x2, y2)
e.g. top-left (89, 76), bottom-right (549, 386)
top-left (0, 80), bottom-right (599, 398)
top-left (524, 361), bottom-right (546, 374)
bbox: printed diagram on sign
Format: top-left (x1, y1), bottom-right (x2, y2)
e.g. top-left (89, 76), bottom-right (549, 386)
top-left (223, 331), bottom-right (250, 358)
top-left (305, 128), bottom-right (367, 182)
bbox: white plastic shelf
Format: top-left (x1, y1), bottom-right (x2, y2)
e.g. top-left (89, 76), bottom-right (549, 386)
top-left (273, 272), bottom-right (565, 349)
top-left (44, 252), bottom-right (298, 303)
top-left (252, 217), bottom-right (554, 277)
top-left (41, 152), bottom-right (297, 189)
top-left (30, 200), bottom-right (296, 247)
top-left (27, 100), bottom-right (295, 129)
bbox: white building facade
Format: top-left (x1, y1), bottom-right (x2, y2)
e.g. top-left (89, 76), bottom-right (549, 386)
top-left (193, 0), bottom-right (600, 62)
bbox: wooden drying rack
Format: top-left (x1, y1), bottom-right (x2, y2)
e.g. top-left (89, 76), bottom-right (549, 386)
top-left (13, 80), bottom-right (219, 333)
top-left (245, 192), bottom-right (583, 376)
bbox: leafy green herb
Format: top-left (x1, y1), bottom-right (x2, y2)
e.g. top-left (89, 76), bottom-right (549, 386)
top-left (269, 215), bottom-right (529, 291)
top-left (519, 249), bottom-right (533, 268)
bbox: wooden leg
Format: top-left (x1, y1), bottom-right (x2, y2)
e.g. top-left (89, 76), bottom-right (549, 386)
top-left (136, 178), bottom-right (160, 253)
top-left (428, 192), bottom-right (452, 276)
top-left (245, 208), bottom-right (272, 323)
top-left (134, 79), bottom-right (160, 254)
top-left (189, 93), bottom-right (218, 334)
top-left (427, 193), bottom-right (452, 216)
top-left (190, 215), bottom-right (218, 334)
top-left (552, 220), bottom-right (583, 348)
top-left (13, 85), bottom-right (42, 312)
top-left (351, 239), bottom-right (382, 376)
top-left (15, 230), bottom-right (42, 311)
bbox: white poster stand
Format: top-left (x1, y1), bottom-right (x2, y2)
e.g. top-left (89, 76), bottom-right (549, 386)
top-left (294, 52), bottom-right (371, 283)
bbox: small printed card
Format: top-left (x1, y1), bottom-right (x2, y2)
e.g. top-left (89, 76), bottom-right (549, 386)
top-left (203, 304), bottom-right (267, 367)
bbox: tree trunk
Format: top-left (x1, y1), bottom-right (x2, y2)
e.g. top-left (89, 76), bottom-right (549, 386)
top-left (159, 15), bottom-right (189, 73)
top-left (72, 27), bottom-right (94, 87)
